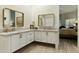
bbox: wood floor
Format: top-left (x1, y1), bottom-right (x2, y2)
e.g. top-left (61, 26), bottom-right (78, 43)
top-left (15, 39), bottom-right (78, 53)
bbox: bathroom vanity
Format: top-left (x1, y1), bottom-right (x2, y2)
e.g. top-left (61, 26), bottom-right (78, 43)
top-left (0, 29), bottom-right (59, 53)
top-left (34, 29), bottom-right (59, 48)
top-left (0, 8), bottom-right (59, 53)
top-left (0, 29), bottom-right (34, 52)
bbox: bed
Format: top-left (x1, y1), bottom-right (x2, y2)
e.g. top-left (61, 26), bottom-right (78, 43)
top-left (59, 28), bottom-right (77, 39)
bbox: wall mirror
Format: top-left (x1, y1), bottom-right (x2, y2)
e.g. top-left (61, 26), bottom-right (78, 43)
top-left (38, 14), bottom-right (55, 29)
top-left (3, 8), bottom-right (24, 28)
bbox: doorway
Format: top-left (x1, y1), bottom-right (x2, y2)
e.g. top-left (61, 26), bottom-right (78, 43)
top-left (59, 5), bottom-right (78, 48)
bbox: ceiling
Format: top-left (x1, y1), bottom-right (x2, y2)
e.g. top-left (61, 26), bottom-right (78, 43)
top-left (59, 5), bottom-right (77, 14)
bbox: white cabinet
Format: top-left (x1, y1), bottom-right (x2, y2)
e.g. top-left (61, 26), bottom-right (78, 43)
top-left (19, 33), bottom-right (27, 48)
top-left (35, 31), bottom-right (59, 49)
top-left (11, 31), bottom-right (34, 52)
top-left (46, 31), bottom-right (59, 48)
top-left (35, 31), bottom-right (42, 42)
top-left (35, 31), bottom-right (58, 44)
top-left (11, 34), bottom-right (20, 52)
top-left (0, 30), bottom-right (58, 53)
top-left (22, 32), bottom-right (29, 45)
top-left (41, 32), bottom-right (47, 42)
top-left (23, 31), bottom-right (34, 45)
top-left (28, 32), bottom-right (34, 42)
top-left (47, 32), bottom-right (58, 44)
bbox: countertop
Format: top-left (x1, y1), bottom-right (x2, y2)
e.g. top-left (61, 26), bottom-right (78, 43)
top-left (34, 29), bottom-right (58, 32)
top-left (0, 29), bottom-right (59, 36)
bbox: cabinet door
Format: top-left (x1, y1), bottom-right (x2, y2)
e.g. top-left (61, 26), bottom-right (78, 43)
top-left (47, 32), bottom-right (58, 44)
top-left (19, 33), bottom-right (27, 47)
top-left (28, 32), bottom-right (34, 42)
top-left (11, 34), bottom-right (20, 52)
top-left (20, 32), bottom-right (34, 46)
top-left (24, 32), bottom-right (34, 45)
top-left (23, 32), bottom-right (29, 45)
top-left (41, 32), bottom-right (47, 42)
top-left (35, 31), bottom-right (42, 42)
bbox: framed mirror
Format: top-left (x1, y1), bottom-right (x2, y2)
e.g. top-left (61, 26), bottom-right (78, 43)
top-left (3, 8), bottom-right (24, 28)
top-left (38, 14), bottom-right (55, 28)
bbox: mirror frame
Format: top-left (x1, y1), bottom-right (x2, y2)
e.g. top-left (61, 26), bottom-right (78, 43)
top-left (38, 13), bottom-right (55, 27)
top-left (3, 8), bottom-right (24, 27)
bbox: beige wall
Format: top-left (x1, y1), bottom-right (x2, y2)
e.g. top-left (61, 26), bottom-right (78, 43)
top-left (32, 5), bottom-right (59, 29)
top-left (0, 5), bottom-right (32, 28)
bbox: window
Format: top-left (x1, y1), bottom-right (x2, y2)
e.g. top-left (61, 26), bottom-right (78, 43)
top-left (65, 19), bottom-right (76, 28)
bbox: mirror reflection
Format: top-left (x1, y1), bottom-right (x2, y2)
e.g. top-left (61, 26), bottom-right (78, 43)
top-left (3, 8), bottom-right (24, 28)
top-left (15, 12), bottom-right (23, 27)
top-left (38, 14), bottom-right (55, 29)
